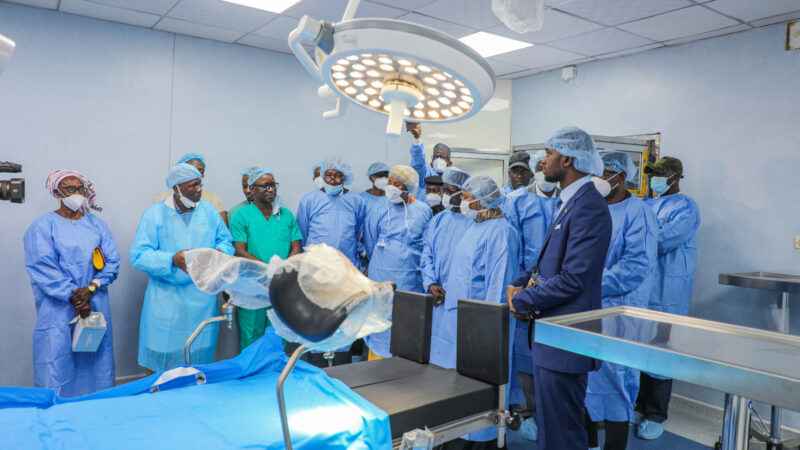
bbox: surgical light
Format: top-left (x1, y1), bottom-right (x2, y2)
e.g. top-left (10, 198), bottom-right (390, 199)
top-left (288, 0), bottom-right (495, 137)
top-left (0, 33), bottom-right (15, 77)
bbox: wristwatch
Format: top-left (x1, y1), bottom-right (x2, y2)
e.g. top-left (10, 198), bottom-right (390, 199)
top-left (87, 284), bottom-right (97, 293)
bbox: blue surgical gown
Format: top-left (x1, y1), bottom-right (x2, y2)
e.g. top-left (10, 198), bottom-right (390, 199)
top-left (586, 196), bottom-right (658, 422)
top-left (502, 190), bottom-right (555, 376)
top-left (420, 209), bottom-right (471, 293)
top-left (23, 212), bottom-right (121, 398)
top-left (131, 200), bottom-right (234, 372)
top-left (364, 199), bottom-right (432, 357)
top-left (358, 190), bottom-right (387, 264)
top-left (297, 189), bottom-right (366, 269)
top-left (430, 216), bottom-right (520, 441)
top-left (645, 194), bottom-right (700, 316)
top-left (409, 141), bottom-right (438, 202)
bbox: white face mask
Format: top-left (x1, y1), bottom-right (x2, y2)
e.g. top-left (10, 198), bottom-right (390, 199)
top-left (534, 171), bottom-right (557, 192)
top-left (426, 193), bottom-right (442, 207)
top-left (313, 176), bottom-right (324, 189)
top-left (373, 177), bottom-right (388, 191)
top-left (61, 194), bottom-right (86, 212)
top-left (460, 199), bottom-right (483, 220)
top-left (591, 176), bottom-right (612, 198)
top-left (385, 185), bottom-right (405, 204)
top-left (176, 185), bottom-right (197, 209)
top-left (442, 193), bottom-right (454, 210)
top-left (432, 158), bottom-right (447, 173)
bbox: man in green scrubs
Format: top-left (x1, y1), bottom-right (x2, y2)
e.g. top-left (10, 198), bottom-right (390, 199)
top-left (229, 168), bottom-right (302, 349)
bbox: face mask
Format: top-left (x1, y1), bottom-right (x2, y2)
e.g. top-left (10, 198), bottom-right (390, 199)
top-left (176, 186), bottom-right (197, 209)
top-left (432, 158), bottom-right (447, 173)
top-left (61, 194), bottom-right (86, 212)
top-left (426, 193), bottom-right (442, 207)
top-left (442, 193), bottom-right (454, 210)
top-left (534, 171), bottom-right (557, 192)
top-left (373, 177), bottom-right (388, 191)
top-left (324, 183), bottom-right (343, 195)
top-left (460, 199), bottom-right (483, 220)
top-left (385, 185), bottom-right (406, 204)
top-left (591, 176), bottom-right (612, 198)
top-left (314, 176), bottom-right (324, 189)
top-left (650, 176), bottom-right (673, 195)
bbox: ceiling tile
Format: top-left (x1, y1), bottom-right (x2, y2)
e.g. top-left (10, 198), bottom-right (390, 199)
top-left (86, 0), bottom-right (179, 15)
top-left (167, 0), bottom-right (277, 33)
top-left (750, 10), bottom-right (800, 27)
top-left (284, 0), bottom-right (405, 22)
top-left (486, 58), bottom-right (527, 76)
top-left (705, 0), bottom-right (800, 23)
top-left (237, 33), bottom-right (291, 54)
top-left (155, 17), bottom-right (244, 42)
top-left (618, 5), bottom-right (741, 42)
top-left (547, 27), bottom-right (654, 56)
top-left (592, 42), bottom-right (663, 60)
top-left (252, 15), bottom-right (299, 40)
top-left (662, 23), bottom-right (751, 45)
top-left (500, 67), bottom-right (540, 79)
top-left (485, 9), bottom-right (602, 44)
top-left (416, 0), bottom-right (502, 30)
top-left (367, 0), bottom-right (435, 10)
top-left (395, 12), bottom-right (475, 38)
top-left (555, 0), bottom-right (692, 26)
top-left (59, 0), bottom-right (161, 27)
top-left (491, 43), bottom-right (584, 69)
top-left (3, 0), bottom-right (58, 8)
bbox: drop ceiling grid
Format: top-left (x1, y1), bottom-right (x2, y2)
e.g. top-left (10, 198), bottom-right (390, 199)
top-left (1, 0), bottom-right (798, 77)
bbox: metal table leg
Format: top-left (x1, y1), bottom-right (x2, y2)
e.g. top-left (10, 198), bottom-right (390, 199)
top-left (277, 345), bottom-right (309, 450)
top-left (721, 394), bottom-right (750, 450)
top-left (767, 292), bottom-right (790, 450)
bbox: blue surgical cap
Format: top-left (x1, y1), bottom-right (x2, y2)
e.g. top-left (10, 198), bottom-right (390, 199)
top-left (433, 143), bottom-right (451, 156)
top-left (312, 162), bottom-right (322, 175)
top-left (442, 166), bottom-right (471, 188)
top-left (166, 163), bottom-right (201, 188)
top-left (545, 126), bottom-right (603, 176)
top-left (241, 166), bottom-right (259, 177)
top-left (463, 174), bottom-right (504, 209)
top-left (530, 150), bottom-right (546, 171)
top-left (321, 156), bottom-right (354, 186)
top-left (366, 162), bottom-right (391, 177)
top-left (600, 151), bottom-right (637, 183)
top-left (247, 167), bottom-right (275, 186)
top-left (177, 152), bottom-right (206, 166)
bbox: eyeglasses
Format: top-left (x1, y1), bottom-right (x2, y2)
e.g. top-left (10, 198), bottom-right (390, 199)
top-left (61, 186), bottom-right (87, 195)
top-left (324, 174), bottom-right (345, 182)
top-left (251, 182), bottom-right (279, 191)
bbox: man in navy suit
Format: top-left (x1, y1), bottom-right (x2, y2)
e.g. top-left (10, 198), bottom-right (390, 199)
top-left (507, 126), bottom-right (612, 449)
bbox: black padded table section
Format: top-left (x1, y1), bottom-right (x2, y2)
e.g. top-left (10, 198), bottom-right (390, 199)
top-left (324, 357), bottom-right (497, 439)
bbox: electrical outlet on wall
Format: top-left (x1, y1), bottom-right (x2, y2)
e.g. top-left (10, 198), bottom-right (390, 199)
top-left (795, 234), bottom-right (800, 249)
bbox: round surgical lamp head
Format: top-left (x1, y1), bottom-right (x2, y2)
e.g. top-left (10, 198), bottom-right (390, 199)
top-left (289, 17), bottom-right (495, 137)
top-left (0, 34), bottom-right (15, 76)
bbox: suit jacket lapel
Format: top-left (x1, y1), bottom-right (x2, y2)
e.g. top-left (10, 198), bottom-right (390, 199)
top-left (535, 182), bottom-right (595, 267)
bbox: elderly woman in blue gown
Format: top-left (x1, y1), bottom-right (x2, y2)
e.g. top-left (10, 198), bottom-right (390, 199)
top-left (24, 170), bottom-right (121, 397)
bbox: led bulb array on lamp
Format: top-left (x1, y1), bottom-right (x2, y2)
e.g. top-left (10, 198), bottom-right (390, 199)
top-left (330, 53), bottom-right (474, 120)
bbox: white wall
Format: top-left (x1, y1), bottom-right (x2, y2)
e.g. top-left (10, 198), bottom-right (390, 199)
top-left (511, 24), bottom-right (800, 424)
top-left (0, 2), bottom-right (511, 386)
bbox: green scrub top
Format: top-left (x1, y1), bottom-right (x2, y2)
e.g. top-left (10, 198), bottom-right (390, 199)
top-left (230, 203), bottom-right (302, 261)
top-left (228, 200), bottom-right (250, 222)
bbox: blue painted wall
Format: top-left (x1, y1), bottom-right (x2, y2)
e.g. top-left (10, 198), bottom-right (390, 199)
top-left (511, 24), bottom-right (800, 424)
top-left (0, 2), bottom-right (420, 386)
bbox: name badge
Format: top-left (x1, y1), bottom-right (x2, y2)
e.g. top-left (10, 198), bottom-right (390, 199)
top-left (377, 238), bottom-right (388, 248)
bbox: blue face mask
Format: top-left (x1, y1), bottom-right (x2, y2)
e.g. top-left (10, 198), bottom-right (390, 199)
top-left (324, 183), bottom-right (343, 195)
top-left (650, 176), bottom-right (673, 195)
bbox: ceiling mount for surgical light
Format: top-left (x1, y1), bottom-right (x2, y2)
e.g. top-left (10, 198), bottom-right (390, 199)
top-left (288, 0), bottom-right (495, 137)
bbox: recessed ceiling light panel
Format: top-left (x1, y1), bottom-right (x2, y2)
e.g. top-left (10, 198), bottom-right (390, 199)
top-left (289, 12), bottom-right (495, 136)
top-left (0, 34), bottom-right (15, 76)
